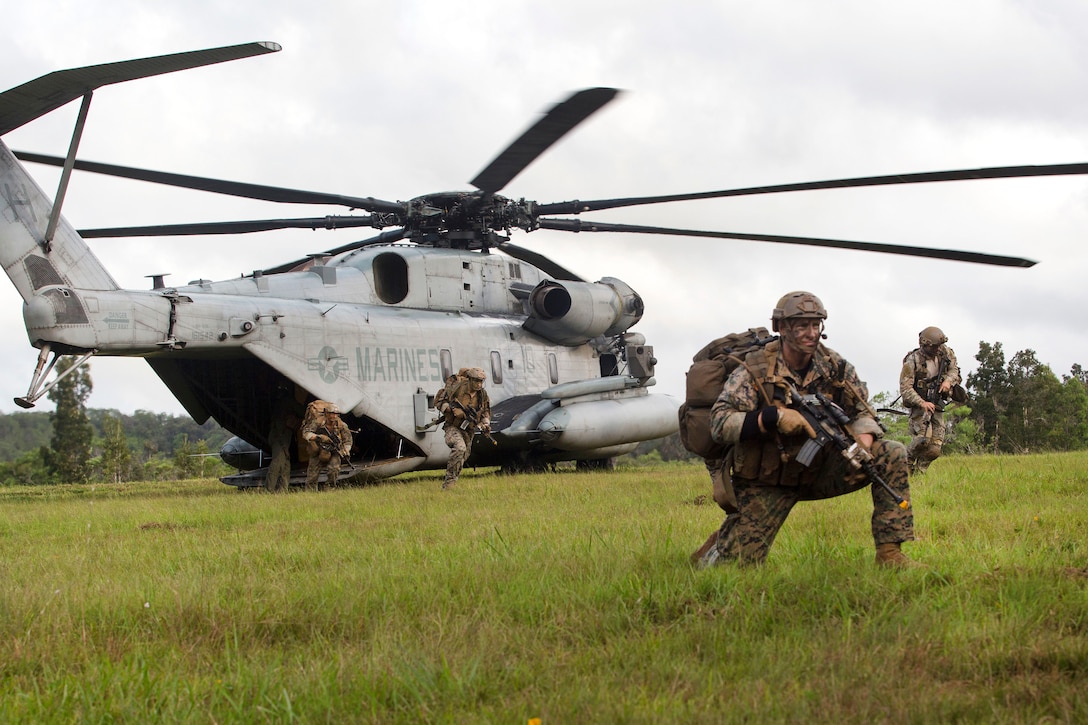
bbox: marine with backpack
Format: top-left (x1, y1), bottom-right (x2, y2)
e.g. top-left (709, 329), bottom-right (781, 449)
top-left (689, 291), bottom-right (922, 569)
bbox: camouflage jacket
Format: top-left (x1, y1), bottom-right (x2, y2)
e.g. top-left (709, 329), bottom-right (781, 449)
top-left (300, 407), bottom-right (353, 457)
top-left (436, 378), bottom-right (491, 429)
top-left (710, 340), bottom-right (880, 485)
top-left (899, 345), bottom-right (961, 409)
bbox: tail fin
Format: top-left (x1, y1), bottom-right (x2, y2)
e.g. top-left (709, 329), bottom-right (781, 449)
top-left (1, 139), bottom-right (118, 301)
top-left (0, 42), bottom-right (282, 303)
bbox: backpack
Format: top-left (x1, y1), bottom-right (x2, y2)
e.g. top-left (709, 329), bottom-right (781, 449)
top-left (677, 327), bottom-right (777, 459)
top-left (440, 366), bottom-right (478, 396)
top-left (434, 368), bottom-right (481, 422)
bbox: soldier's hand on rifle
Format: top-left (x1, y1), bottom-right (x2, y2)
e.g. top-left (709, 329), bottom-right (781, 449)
top-left (920, 400), bottom-right (937, 415)
top-left (452, 407), bottom-right (466, 421)
top-left (776, 409), bottom-right (816, 438)
top-left (939, 380), bottom-right (952, 395)
top-left (757, 407), bottom-right (815, 438)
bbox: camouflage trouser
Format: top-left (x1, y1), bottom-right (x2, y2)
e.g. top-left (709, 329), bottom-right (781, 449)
top-left (907, 407), bottom-right (945, 473)
top-left (443, 426), bottom-right (474, 487)
top-left (708, 438), bottom-right (913, 565)
top-left (305, 450), bottom-right (341, 491)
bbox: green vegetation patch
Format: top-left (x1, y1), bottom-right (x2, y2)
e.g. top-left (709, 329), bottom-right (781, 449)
top-left (2, 454), bottom-right (1087, 723)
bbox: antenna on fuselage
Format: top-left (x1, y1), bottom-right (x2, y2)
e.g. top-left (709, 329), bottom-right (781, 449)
top-left (146, 273), bottom-right (169, 290)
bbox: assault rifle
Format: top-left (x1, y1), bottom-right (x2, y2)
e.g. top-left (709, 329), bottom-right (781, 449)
top-left (451, 400), bottom-right (496, 445)
top-left (787, 386), bottom-right (910, 510)
top-left (316, 424), bottom-right (357, 470)
top-left (924, 356), bottom-right (951, 413)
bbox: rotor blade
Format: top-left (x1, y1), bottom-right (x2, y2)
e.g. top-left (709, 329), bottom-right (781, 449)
top-left (534, 162), bottom-right (1088, 215)
top-left (497, 242), bottom-right (585, 282)
top-left (261, 227), bottom-right (408, 275)
top-left (78, 215), bottom-right (378, 238)
top-left (0, 42), bottom-right (280, 135)
top-left (537, 219), bottom-right (1036, 268)
top-left (470, 88), bottom-right (619, 194)
top-left (14, 151), bottom-right (404, 214)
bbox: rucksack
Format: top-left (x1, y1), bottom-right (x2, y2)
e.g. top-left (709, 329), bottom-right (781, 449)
top-left (677, 327), bottom-right (777, 459)
top-left (435, 368), bottom-right (473, 408)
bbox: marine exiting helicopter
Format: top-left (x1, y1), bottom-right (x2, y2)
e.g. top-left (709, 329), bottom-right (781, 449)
top-left (0, 42), bottom-right (1069, 487)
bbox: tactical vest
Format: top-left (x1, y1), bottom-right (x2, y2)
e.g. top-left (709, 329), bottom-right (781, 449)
top-left (731, 341), bottom-right (853, 487)
top-left (436, 372), bottom-right (490, 427)
top-left (909, 348), bottom-right (947, 398)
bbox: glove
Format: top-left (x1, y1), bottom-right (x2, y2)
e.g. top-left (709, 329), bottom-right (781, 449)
top-left (776, 409), bottom-right (816, 438)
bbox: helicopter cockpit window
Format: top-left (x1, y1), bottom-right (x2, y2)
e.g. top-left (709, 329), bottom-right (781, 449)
top-left (547, 352), bottom-right (559, 385)
top-left (440, 349), bottom-right (453, 382)
top-left (490, 351), bottom-right (503, 384)
top-left (373, 252), bottom-right (409, 305)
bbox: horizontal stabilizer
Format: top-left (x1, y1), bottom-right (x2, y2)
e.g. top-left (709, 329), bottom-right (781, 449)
top-left (0, 41), bottom-right (280, 135)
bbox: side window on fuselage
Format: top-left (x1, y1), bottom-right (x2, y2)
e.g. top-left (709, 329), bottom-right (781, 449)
top-left (547, 352), bottom-right (559, 385)
top-left (440, 349), bottom-right (453, 382)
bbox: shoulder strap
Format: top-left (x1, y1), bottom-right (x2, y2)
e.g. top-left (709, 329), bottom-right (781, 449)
top-left (817, 345), bottom-right (848, 406)
top-left (730, 340), bottom-right (777, 407)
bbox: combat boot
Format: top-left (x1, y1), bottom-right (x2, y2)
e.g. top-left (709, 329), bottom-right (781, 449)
top-left (875, 542), bottom-right (925, 568)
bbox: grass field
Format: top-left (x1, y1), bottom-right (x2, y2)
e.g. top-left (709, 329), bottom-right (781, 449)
top-left (2, 452), bottom-right (1087, 723)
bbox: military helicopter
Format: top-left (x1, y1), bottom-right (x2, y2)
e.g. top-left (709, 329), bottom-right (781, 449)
top-left (0, 42), bottom-right (1076, 487)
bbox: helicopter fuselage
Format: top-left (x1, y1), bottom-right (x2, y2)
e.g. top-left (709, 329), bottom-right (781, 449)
top-left (2, 135), bottom-right (678, 483)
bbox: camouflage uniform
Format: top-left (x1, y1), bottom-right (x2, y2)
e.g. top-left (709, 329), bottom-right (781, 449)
top-left (299, 400), bottom-right (353, 491)
top-left (436, 368), bottom-right (491, 489)
top-left (899, 342), bottom-right (961, 474)
top-left (703, 339), bottom-right (913, 566)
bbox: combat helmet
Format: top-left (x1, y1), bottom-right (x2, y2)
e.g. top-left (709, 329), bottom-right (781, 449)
top-left (465, 367), bottom-right (487, 382)
top-left (771, 291), bottom-right (827, 332)
top-left (919, 326), bottom-right (948, 347)
top-left (322, 402), bottom-right (342, 415)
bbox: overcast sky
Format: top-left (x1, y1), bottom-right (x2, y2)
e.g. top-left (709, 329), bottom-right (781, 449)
top-left (1, 0), bottom-right (1086, 418)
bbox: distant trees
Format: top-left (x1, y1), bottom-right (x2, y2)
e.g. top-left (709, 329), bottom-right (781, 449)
top-left (967, 342), bottom-right (1088, 454)
top-left (0, 360), bottom-right (233, 485)
top-left (3, 341), bottom-right (1087, 483)
top-left (41, 357), bottom-right (94, 484)
top-left (99, 414), bottom-right (131, 483)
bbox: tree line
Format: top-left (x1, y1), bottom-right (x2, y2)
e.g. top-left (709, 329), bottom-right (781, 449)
top-left (0, 359), bottom-right (233, 486)
top-left (4, 340), bottom-right (1085, 484)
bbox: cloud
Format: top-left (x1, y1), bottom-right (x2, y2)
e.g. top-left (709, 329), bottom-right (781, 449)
top-left (1, 0), bottom-right (1085, 417)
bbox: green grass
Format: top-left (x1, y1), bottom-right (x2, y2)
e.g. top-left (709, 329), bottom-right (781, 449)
top-left (2, 453), bottom-right (1087, 723)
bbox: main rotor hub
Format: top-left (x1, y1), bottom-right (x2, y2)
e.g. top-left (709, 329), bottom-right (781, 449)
top-left (403, 191), bottom-right (533, 248)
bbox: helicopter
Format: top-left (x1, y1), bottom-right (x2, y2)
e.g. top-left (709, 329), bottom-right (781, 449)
top-left (0, 41), bottom-right (1077, 487)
